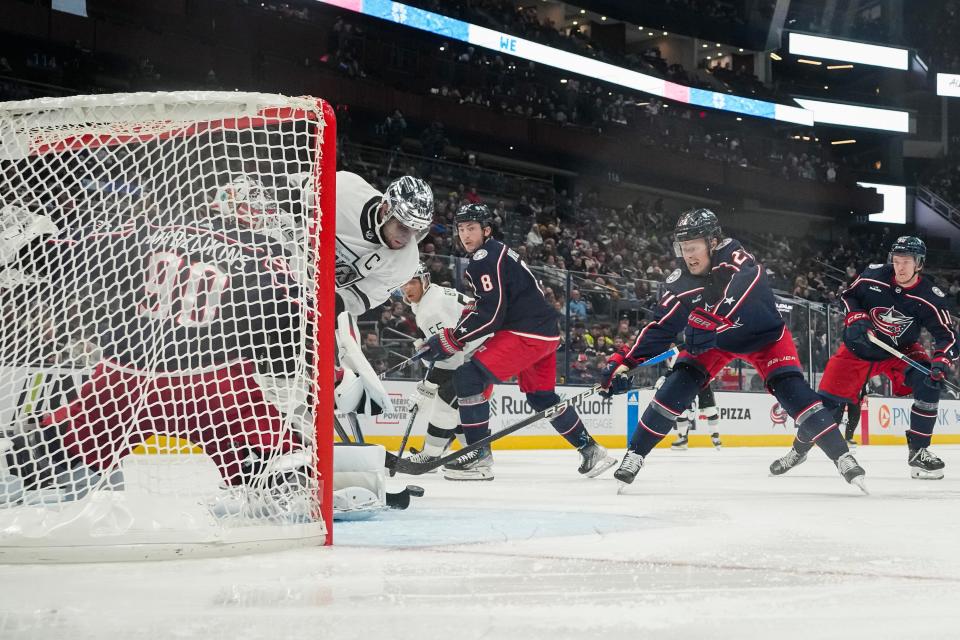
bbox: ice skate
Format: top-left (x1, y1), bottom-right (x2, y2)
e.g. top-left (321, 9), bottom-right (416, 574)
top-left (614, 451), bottom-right (644, 489)
top-left (405, 447), bottom-right (440, 473)
top-left (909, 447), bottom-right (945, 480)
top-left (711, 432), bottom-right (722, 449)
top-left (844, 427), bottom-right (858, 450)
top-left (442, 445), bottom-right (494, 481)
top-left (769, 448), bottom-right (807, 475)
top-left (670, 435), bottom-right (688, 450)
top-left (577, 439), bottom-right (616, 478)
top-left (835, 452), bottom-right (868, 494)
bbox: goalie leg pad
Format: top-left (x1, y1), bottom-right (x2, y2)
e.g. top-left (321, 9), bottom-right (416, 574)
top-left (333, 443), bottom-right (386, 518)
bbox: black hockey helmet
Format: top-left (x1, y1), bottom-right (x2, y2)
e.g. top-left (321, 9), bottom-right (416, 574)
top-left (455, 203), bottom-right (494, 228)
top-left (673, 208), bottom-right (723, 257)
top-left (888, 235), bottom-right (926, 270)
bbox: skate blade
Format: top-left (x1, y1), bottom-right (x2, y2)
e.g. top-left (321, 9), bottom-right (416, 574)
top-left (442, 471), bottom-right (495, 482)
top-left (583, 456), bottom-right (617, 478)
top-left (911, 469), bottom-right (945, 480)
top-left (713, 444), bottom-right (722, 450)
top-left (851, 476), bottom-right (869, 495)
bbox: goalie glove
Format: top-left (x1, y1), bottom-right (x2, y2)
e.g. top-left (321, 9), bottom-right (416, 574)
top-left (0, 205), bottom-right (58, 266)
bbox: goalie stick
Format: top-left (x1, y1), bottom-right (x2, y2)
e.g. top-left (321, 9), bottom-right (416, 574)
top-left (867, 332), bottom-right (960, 394)
top-left (385, 346), bottom-right (680, 475)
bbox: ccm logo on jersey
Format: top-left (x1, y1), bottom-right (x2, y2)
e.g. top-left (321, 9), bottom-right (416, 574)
top-left (870, 306), bottom-right (914, 342)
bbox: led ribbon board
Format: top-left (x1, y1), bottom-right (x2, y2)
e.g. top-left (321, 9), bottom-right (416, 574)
top-left (793, 98), bottom-right (910, 133)
top-left (789, 33), bottom-right (910, 71)
top-left (317, 0), bottom-right (813, 125)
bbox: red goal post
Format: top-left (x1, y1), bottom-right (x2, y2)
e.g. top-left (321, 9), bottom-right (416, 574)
top-left (0, 91), bottom-right (336, 560)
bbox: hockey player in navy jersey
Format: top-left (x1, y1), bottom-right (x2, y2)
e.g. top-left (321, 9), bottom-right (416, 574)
top-left (772, 236), bottom-right (957, 480)
top-left (601, 209), bottom-right (866, 491)
top-left (419, 203), bottom-right (616, 481)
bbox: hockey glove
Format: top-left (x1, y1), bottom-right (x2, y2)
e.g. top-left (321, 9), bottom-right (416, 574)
top-left (842, 311), bottom-right (885, 360)
top-left (421, 328), bottom-right (463, 363)
top-left (684, 307), bottom-right (729, 355)
top-left (927, 353), bottom-right (951, 390)
top-left (599, 350), bottom-right (639, 398)
top-left (408, 380), bottom-right (438, 411)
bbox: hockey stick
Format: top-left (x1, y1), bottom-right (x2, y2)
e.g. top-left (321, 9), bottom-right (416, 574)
top-left (385, 346), bottom-right (680, 475)
top-left (378, 349), bottom-right (428, 379)
top-left (867, 333), bottom-right (960, 394)
top-left (389, 362), bottom-right (434, 477)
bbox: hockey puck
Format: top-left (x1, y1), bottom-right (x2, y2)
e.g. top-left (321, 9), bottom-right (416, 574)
top-left (406, 485), bottom-right (425, 497)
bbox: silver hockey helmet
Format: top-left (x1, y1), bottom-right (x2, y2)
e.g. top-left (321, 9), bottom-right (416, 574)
top-left (380, 176), bottom-right (433, 234)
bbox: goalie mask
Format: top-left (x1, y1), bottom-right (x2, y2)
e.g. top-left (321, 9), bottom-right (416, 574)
top-left (377, 176), bottom-right (433, 247)
top-left (212, 176), bottom-right (281, 231)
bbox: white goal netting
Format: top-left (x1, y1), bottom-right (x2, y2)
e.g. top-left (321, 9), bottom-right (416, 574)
top-left (0, 91), bottom-right (336, 561)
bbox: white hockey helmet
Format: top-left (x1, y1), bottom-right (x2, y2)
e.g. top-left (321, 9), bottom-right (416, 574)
top-left (211, 176), bottom-right (280, 230)
top-left (378, 176), bottom-right (433, 238)
top-left (400, 262), bottom-right (431, 304)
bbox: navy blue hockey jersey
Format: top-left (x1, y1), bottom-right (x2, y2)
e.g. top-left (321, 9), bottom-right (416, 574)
top-left (37, 216), bottom-right (306, 374)
top-left (625, 238), bottom-right (783, 361)
top-left (454, 237), bottom-right (558, 342)
top-left (841, 264), bottom-right (957, 360)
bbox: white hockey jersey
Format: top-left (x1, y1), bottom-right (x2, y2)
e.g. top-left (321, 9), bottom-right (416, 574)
top-left (410, 284), bottom-right (485, 370)
top-left (335, 171), bottom-right (421, 315)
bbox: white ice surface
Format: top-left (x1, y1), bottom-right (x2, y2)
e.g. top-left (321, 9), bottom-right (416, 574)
top-left (2, 446), bottom-right (960, 640)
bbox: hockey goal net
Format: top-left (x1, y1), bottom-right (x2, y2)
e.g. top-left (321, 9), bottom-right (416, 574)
top-left (0, 91), bottom-right (336, 561)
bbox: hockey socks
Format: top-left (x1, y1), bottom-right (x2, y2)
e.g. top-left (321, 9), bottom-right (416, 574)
top-left (457, 393), bottom-right (491, 445)
top-left (907, 400), bottom-right (939, 450)
top-left (527, 391), bottom-right (590, 449)
top-left (422, 423), bottom-right (457, 457)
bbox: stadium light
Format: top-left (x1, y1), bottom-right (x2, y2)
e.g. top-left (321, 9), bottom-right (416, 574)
top-left (789, 33), bottom-right (909, 71)
top-left (857, 182), bottom-right (907, 224)
top-left (793, 98), bottom-right (909, 133)
top-left (314, 0), bottom-right (814, 125)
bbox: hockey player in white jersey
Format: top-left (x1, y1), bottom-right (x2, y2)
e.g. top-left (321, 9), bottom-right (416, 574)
top-left (400, 264), bottom-right (488, 466)
top-left (334, 172), bottom-right (434, 316)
